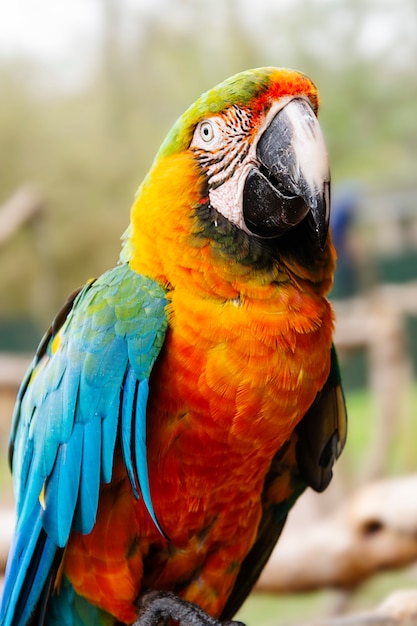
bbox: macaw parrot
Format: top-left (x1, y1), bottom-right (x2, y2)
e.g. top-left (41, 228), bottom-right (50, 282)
top-left (0, 67), bottom-right (347, 626)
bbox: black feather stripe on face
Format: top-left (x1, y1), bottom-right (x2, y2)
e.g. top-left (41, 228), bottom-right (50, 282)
top-left (191, 106), bottom-right (252, 190)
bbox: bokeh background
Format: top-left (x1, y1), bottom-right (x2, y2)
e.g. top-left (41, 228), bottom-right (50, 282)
top-left (1, 0), bottom-right (417, 623)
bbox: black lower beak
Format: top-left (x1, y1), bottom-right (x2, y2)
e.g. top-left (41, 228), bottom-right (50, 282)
top-left (243, 98), bottom-right (330, 249)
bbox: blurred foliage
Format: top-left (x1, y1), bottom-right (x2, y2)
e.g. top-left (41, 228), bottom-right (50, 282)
top-left (0, 0), bottom-right (416, 332)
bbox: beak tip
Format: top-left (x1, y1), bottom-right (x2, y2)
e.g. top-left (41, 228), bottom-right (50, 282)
top-left (317, 225), bottom-right (329, 250)
top-left (312, 180), bottom-right (330, 250)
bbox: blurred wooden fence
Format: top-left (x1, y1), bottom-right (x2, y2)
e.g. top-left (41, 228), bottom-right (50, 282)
top-left (0, 184), bottom-right (44, 465)
top-left (0, 353), bottom-right (29, 446)
top-left (333, 283), bottom-right (417, 482)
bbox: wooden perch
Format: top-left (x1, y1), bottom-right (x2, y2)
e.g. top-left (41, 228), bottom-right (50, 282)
top-left (256, 475), bottom-right (417, 593)
top-left (0, 185), bottom-right (44, 245)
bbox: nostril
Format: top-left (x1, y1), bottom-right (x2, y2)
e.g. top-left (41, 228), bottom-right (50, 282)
top-left (362, 519), bottom-right (384, 537)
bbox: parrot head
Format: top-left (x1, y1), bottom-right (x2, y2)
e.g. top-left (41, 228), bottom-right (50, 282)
top-left (127, 67), bottom-right (332, 285)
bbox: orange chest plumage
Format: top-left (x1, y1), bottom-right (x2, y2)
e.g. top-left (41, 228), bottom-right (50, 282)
top-left (144, 284), bottom-right (334, 604)
top-left (147, 283), bottom-right (334, 524)
top-left (64, 278), bottom-right (333, 623)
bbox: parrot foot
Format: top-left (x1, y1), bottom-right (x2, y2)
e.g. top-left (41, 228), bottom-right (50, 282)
top-left (134, 590), bottom-right (245, 626)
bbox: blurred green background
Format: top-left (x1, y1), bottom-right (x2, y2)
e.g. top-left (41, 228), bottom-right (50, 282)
top-left (1, 0), bottom-right (417, 622)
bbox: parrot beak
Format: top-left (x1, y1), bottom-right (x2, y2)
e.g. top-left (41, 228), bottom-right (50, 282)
top-left (243, 98), bottom-right (330, 248)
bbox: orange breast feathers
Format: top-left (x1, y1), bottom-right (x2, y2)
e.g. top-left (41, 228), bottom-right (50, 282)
top-left (146, 283), bottom-right (334, 615)
top-left (63, 268), bottom-right (334, 622)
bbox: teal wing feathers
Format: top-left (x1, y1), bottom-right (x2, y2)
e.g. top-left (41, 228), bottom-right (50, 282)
top-left (0, 263), bottom-right (168, 626)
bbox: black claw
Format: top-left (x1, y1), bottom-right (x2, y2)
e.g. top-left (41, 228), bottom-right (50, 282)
top-left (134, 590), bottom-right (245, 626)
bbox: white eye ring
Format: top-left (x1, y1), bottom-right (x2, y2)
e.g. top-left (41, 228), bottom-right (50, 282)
top-left (199, 121), bottom-right (214, 142)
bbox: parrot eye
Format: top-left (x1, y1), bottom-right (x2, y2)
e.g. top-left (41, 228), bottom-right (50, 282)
top-left (190, 117), bottom-right (224, 151)
top-left (199, 121), bottom-right (215, 142)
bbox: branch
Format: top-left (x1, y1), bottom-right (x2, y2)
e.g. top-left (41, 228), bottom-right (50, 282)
top-left (0, 185), bottom-right (44, 245)
top-left (298, 590), bottom-right (417, 626)
top-left (256, 475), bottom-right (417, 593)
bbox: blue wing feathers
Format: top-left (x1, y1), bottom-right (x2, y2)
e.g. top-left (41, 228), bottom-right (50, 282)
top-left (120, 372), bottom-right (165, 535)
top-left (135, 379), bottom-right (166, 536)
top-left (1, 503), bottom-right (58, 626)
top-left (42, 423), bottom-right (84, 546)
top-left (100, 391), bottom-right (120, 485)
top-left (0, 264), bottom-right (168, 625)
top-left (16, 454), bottom-right (44, 533)
top-left (72, 419), bottom-right (102, 535)
top-left (61, 366), bottom-right (81, 439)
top-left (121, 367), bottom-right (140, 499)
